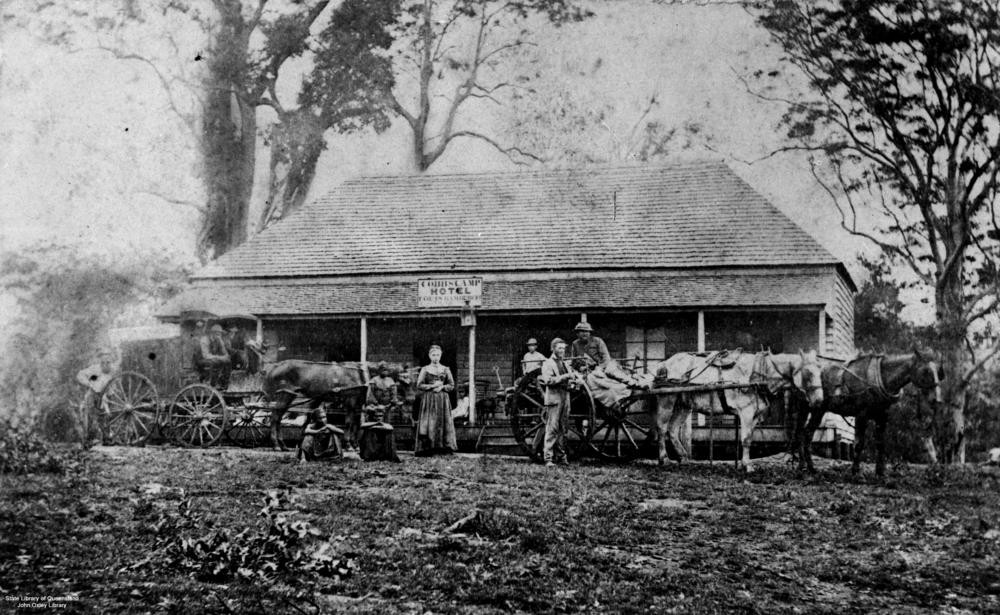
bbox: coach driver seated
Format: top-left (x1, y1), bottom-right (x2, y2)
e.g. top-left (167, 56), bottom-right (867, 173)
top-left (195, 324), bottom-right (232, 389)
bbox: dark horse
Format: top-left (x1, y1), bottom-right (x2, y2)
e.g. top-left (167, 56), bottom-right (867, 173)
top-left (263, 360), bottom-right (413, 452)
top-left (794, 349), bottom-right (942, 477)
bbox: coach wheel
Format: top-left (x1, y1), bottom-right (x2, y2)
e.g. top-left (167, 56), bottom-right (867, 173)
top-left (225, 393), bottom-right (270, 448)
top-left (508, 372), bottom-right (545, 462)
top-left (100, 372), bottom-right (159, 446)
top-left (168, 384), bottom-right (228, 447)
top-left (508, 371), bottom-right (594, 462)
top-left (588, 394), bottom-right (656, 462)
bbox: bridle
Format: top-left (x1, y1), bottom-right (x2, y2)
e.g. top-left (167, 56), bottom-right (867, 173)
top-left (764, 354), bottom-right (823, 400)
top-left (908, 355), bottom-right (942, 401)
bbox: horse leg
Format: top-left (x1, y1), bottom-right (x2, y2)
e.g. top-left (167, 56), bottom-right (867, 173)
top-left (874, 413), bottom-right (887, 478)
top-left (344, 395), bottom-right (362, 451)
top-left (666, 398), bottom-right (691, 464)
top-left (654, 394), bottom-right (673, 467)
top-left (270, 393), bottom-right (292, 452)
top-left (793, 399), bottom-right (810, 473)
top-left (738, 403), bottom-right (756, 473)
top-left (852, 416), bottom-right (868, 475)
top-left (801, 409), bottom-right (824, 474)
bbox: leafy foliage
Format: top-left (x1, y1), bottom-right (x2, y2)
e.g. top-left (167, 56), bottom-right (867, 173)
top-left (854, 256), bottom-right (928, 353)
top-left (0, 417), bottom-right (84, 475)
top-left (0, 244), bottom-right (188, 439)
top-left (257, 0), bottom-right (398, 230)
top-left (153, 489), bottom-right (357, 584)
top-left (853, 256), bottom-right (1000, 461)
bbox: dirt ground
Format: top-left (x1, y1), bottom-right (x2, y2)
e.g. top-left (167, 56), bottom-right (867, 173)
top-left (2, 445), bottom-right (999, 614)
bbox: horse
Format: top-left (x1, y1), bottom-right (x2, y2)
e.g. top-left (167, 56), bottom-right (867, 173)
top-left (263, 360), bottom-right (413, 452)
top-left (652, 350), bottom-right (825, 472)
top-left (793, 349), bottom-right (941, 477)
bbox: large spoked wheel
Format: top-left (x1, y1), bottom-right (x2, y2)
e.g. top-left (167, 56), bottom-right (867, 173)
top-left (566, 380), bottom-right (597, 456)
top-left (99, 371), bottom-right (159, 446)
top-left (587, 393), bottom-right (656, 462)
top-left (508, 371), bottom-right (544, 461)
top-left (225, 393), bottom-right (271, 448)
top-left (168, 384), bottom-right (228, 447)
top-left (508, 371), bottom-right (595, 462)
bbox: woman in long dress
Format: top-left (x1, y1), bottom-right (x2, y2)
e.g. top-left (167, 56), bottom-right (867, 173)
top-left (414, 345), bottom-right (458, 456)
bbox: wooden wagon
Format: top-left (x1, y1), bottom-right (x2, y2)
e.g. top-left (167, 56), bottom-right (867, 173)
top-left (505, 356), bottom-right (766, 464)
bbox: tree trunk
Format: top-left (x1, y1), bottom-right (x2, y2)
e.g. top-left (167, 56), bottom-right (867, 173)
top-left (935, 266), bottom-right (968, 465)
top-left (199, 89), bottom-right (255, 259)
top-left (197, 0), bottom-right (255, 261)
top-left (258, 112), bottom-right (326, 231)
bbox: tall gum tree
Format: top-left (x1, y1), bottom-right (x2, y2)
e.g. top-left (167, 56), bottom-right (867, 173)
top-left (195, 0), bottom-right (337, 259)
top-left (379, 0), bottom-right (591, 172)
top-left (257, 0), bottom-right (396, 231)
top-left (756, 0), bottom-right (1000, 463)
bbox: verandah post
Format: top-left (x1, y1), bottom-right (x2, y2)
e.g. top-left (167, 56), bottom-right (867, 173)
top-left (468, 320), bottom-right (476, 427)
top-left (360, 316), bottom-right (368, 364)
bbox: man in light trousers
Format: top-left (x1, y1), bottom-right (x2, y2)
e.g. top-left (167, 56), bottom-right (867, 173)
top-left (538, 337), bottom-right (574, 467)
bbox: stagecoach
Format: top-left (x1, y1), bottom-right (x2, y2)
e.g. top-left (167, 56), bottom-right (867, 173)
top-left (97, 311), bottom-right (273, 448)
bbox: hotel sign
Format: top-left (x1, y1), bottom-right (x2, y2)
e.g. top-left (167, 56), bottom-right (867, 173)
top-left (417, 277), bottom-right (483, 308)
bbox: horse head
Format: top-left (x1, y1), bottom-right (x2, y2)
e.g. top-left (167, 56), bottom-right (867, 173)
top-left (796, 349), bottom-right (824, 408)
top-left (911, 347), bottom-right (943, 406)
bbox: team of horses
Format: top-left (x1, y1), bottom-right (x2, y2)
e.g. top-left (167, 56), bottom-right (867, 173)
top-left (650, 347), bottom-right (941, 475)
top-left (258, 347), bottom-right (942, 476)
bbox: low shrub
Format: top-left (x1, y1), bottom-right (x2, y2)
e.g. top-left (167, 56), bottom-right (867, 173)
top-left (153, 489), bottom-right (357, 584)
top-left (0, 417), bottom-right (83, 475)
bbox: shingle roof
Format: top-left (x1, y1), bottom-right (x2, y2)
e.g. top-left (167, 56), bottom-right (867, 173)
top-left (160, 271), bottom-right (831, 318)
top-left (196, 161), bottom-right (836, 279)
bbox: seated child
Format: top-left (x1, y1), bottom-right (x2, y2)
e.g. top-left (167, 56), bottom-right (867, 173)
top-left (297, 407), bottom-right (344, 463)
top-left (359, 403), bottom-right (400, 462)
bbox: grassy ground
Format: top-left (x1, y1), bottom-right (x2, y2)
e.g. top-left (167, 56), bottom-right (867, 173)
top-left (2, 446), bottom-right (999, 614)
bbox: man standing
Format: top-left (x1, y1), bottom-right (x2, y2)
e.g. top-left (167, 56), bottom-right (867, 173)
top-left (538, 338), bottom-right (574, 467)
top-left (521, 338), bottom-right (547, 374)
top-left (196, 324), bottom-right (232, 389)
top-left (75, 348), bottom-right (118, 444)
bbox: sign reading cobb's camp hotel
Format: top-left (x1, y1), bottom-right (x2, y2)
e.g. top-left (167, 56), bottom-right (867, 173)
top-left (417, 277), bottom-right (483, 308)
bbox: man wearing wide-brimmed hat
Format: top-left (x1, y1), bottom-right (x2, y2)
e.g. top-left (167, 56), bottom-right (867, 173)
top-left (571, 321), bottom-right (639, 408)
top-left (570, 321), bottom-right (610, 369)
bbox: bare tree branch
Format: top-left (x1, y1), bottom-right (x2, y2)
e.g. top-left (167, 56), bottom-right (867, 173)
top-left (445, 129), bottom-right (543, 164)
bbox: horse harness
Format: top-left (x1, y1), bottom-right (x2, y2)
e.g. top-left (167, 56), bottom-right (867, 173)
top-left (825, 355), bottom-right (899, 403)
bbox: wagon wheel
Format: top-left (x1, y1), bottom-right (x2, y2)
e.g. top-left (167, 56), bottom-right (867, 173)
top-left (508, 371), bottom-right (594, 462)
top-left (225, 393), bottom-right (271, 448)
top-left (566, 379), bottom-right (597, 457)
top-left (507, 373), bottom-right (545, 461)
top-left (99, 372), bottom-right (159, 446)
top-left (587, 393), bottom-right (656, 463)
top-left (100, 373), bottom-right (158, 445)
top-left (168, 384), bottom-right (228, 447)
